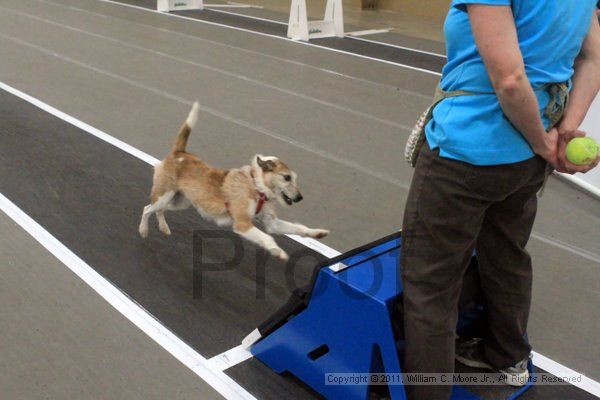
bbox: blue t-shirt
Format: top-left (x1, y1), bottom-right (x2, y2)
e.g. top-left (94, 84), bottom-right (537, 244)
top-left (426, 0), bottom-right (596, 165)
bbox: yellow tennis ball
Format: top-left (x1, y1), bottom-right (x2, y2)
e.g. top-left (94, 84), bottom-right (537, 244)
top-left (566, 137), bottom-right (599, 166)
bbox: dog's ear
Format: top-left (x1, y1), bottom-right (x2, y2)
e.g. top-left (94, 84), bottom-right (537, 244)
top-left (256, 156), bottom-right (275, 172)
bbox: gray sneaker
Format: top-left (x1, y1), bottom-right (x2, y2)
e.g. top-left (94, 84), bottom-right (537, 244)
top-left (455, 338), bottom-right (531, 387)
top-left (499, 356), bottom-right (531, 387)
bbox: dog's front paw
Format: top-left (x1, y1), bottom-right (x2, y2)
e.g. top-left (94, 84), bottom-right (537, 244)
top-left (307, 229), bottom-right (329, 239)
top-left (269, 247), bottom-right (289, 262)
top-left (139, 225), bottom-right (149, 238)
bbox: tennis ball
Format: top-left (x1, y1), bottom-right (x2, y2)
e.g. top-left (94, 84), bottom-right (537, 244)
top-left (565, 137), bottom-right (599, 166)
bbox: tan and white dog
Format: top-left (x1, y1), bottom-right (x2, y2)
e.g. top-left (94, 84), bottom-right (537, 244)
top-left (138, 102), bottom-right (329, 261)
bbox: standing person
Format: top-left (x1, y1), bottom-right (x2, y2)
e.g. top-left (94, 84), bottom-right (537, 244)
top-left (400, 1), bottom-right (600, 399)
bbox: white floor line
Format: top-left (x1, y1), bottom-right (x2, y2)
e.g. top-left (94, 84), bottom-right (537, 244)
top-left (202, 4), bottom-right (260, 8)
top-left (556, 172), bottom-right (600, 200)
top-left (207, 7), bottom-right (287, 25)
top-left (2, 79), bottom-right (599, 398)
top-left (37, 0), bottom-right (431, 99)
top-left (208, 345), bottom-right (254, 372)
top-left (0, 192), bottom-right (256, 400)
top-left (227, 1), bottom-right (263, 7)
top-left (0, 5), bottom-right (408, 131)
top-left (531, 232), bottom-right (600, 265)
top-left (346, 35), bottom-right (446, 58)
top-left (532, 352), bottom-right (600, 398)
top-left (345, 28), bottom-right (393, 37)
top-left (0, 81), bottom-right (159, 166)
top-left (92, 0), bottom-right (442, 77)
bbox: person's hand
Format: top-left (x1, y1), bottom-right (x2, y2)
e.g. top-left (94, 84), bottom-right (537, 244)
top-left (556, 126), bottom-right (600, 174)
top-left (534, 128), bottom-right (560, 170)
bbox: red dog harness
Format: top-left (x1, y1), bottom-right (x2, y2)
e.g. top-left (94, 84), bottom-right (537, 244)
top-left (253, 191), bottom-right (268, 215)
top-left (224, 172), bottom-right (269, 216)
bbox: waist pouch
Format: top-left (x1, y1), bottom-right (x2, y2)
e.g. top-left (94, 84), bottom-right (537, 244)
top-left (404, 82), bottom-right (569, 167)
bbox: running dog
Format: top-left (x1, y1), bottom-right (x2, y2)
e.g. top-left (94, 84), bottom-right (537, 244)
top-left (138, 102), bottom-right (329, 261)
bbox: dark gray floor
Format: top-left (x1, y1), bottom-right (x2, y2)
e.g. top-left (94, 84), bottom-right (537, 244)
top-left (0, 0), bottom-right (598, 398)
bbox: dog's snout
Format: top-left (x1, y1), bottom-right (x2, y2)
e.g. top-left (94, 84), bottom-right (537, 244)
top-left (293, 193), bottom-right (303, 203)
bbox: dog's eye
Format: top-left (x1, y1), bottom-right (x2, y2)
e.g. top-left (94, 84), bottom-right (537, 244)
top-left (283, 175), bottom-right (291, 182)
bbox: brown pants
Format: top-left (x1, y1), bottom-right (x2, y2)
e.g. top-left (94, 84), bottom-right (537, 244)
top-left (401, 143), bottom-right (549, 400)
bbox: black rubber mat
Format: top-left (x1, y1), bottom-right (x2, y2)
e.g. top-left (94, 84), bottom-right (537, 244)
top-left (113, 0), bottom-right (446, 73)
top-left (0, 88), bottom-right (594, 399)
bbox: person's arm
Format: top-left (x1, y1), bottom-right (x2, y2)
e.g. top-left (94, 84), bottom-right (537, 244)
top-left (557, 14), bottom-right (600, 172)
top-left (467, 5), bottom-right (558, 166)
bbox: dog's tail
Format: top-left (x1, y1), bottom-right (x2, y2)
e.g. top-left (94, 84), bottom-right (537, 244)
top-left (172, 101), bottom-right (200, 153)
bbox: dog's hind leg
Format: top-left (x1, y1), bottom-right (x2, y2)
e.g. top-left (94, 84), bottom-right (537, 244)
top-left (155, 211), bottom-right (171, 236)
top-left (139, 190), bottom-right (175, 238)
top-left (155, 192), bottom-right (191, 236)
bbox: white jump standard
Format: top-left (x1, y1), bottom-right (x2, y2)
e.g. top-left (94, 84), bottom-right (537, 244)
top-left (287, 0), bottom-right (344, 41)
